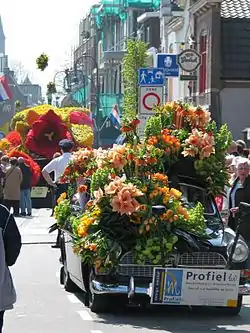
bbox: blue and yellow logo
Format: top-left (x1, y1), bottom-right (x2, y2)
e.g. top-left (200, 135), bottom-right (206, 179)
top-left (165, 269), bottom-right (183, 297)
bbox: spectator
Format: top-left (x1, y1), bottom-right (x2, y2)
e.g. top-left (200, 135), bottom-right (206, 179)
top-left (3, 158), bottom-right (23, 217)
top-left (236, 139), bottom-right (246, 149)
top-left (243, 148), bottom-right (249, 158)
top-left (42, 139), bottom-right (74, 248)
top-left (0, 166), bottom-right (4, 205)
top-left (228, 141), bottom-right (238, 156)
top-left (18, 157), bottom-right (32, 217)
top-left (228, 157), bottom-right (250, 267)
top-left (50, 152), bottom-right (61, 217)
top-left (237, 144), bottom-right (244, 157)
top-left (1, 156), bottom-right (9, 173)
top-left (0, 205), bottom-right (22, 332)
top-left (236, 140), bottom-right (246, 157)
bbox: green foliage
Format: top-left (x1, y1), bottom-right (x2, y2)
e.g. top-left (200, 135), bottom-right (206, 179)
top-left (144, 115), bottom-right (162, 138)
top-left (185, 202), bottom-right (207, 236)
top-left (122, 39), bottom-right (148, 119)
top-left (54, 199), bottom-right (71, 228)
top-left (67, 183), bottom-right (77, 199)
top-left (134, 235), bottom-right (178, 265)
top-left (90, 167), bottom-right (110, 195)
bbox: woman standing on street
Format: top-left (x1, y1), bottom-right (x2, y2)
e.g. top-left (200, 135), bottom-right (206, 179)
top-left (18, 157), bottom-right (33, 217)
top-left (3, 158), bottom-right (23, 217)
top-left (0, 204), bottom-right (22, 332)
top-left (228, 157), bottom-right (250, 266)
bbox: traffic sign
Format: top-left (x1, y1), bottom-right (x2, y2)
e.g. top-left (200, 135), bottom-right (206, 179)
top-left (177, 49), bottom-right (201, 72)
top-left (137, 114), bottom-right (151, 138)
top-left (138, 67), bottom-right (165, 86)
top-left (139, 86), bottom-right (164, 114)
top-left (157, 54), bottom-right (180, 78)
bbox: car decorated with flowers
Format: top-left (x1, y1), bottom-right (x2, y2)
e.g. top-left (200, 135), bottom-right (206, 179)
top-left (54, 101), bottom-right (250, 315)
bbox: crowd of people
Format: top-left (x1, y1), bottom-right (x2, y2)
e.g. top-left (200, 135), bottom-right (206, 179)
top-left (0, 153), bottom-right (32, 218)
top-left (215, 139), bottom-right (250, 267)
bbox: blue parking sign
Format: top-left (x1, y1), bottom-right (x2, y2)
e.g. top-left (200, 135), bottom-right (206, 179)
top-left (138, 68), bottom-right (165, 86)
top-left (157, 54), bottom-right (180, 78)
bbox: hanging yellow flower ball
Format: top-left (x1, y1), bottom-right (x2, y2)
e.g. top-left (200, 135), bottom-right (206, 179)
top-left (70, 124), bottom-right (94, 147)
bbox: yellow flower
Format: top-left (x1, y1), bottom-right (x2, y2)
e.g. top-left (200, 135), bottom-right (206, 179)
top-left (10, 105), bottom-right (92, 131)
top-left (170, 188), bottom-right (182, 200)
top-left (57, 192), bottom-right (67, 204)
top-left (70, 124), bottom-right (94, 147)
top-left (163, 194), bottom-right (170, 205)
top-left (149, 190), bottom-right (159, 199)
top-left (15, 121), bottom-right (30, 139)
top-left (0, 138), bottom-right (11, 151)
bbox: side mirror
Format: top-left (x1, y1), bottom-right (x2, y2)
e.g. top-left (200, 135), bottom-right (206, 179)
top-left (239, 202), bottom-right (250, 217)
top-left (152, 205), bottom-right (166, 216)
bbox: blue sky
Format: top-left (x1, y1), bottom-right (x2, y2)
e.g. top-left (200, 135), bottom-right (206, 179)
top-left (1, 0), bottom-right (94, 94)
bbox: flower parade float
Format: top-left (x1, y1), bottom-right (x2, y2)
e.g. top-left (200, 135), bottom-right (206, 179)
top-left (54, 101), bottom-right (250, 315)
top-left (0, 104), bottom-right (94, 208)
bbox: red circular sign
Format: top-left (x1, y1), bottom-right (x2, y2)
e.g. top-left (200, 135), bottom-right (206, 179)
top-left (142, 92), bottom-right (161, 110)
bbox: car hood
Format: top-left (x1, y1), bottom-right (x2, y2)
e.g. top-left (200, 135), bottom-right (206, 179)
top-left (205, 223), bottom-right (236, 247)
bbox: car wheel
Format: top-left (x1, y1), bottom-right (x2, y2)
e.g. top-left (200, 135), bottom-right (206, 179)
top-left (62, 261), bottom-right (78, 293)
top-left (88, 271), bottom-right (111, 313)
top-left (218, 295), bottom-right (243, 316)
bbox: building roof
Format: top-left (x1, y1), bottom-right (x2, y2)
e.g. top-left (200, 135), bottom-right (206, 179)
top-left (221, 0), bottom-right (250, 19)
top-left (23, 75), bottom-right (32, 85)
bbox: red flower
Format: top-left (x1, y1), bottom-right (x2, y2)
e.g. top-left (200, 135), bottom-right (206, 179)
top-left (6, 131), bottom-right (22, 147)
top-left (131, 119), bottom-right (140, 127)
top-left (25, 110), bottom-right (72, 158)
top-left (8, 149), bottom-right (41, 186)
top-left (69, 111), bottom-right (94, 129)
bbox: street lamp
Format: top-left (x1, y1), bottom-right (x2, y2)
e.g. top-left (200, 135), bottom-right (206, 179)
top-left (73, 54), bottom-right (101, 147)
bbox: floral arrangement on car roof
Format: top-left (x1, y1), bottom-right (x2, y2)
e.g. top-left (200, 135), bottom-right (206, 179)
top-left (53, 101), bottom-right (233, 271)
top-left (144, 101), bottom-right (232, 195)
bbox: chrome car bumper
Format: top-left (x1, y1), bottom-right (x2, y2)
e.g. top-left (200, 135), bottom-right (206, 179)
top-left (239, 283), bottom-right (250, 295)
top-left (91, 278), bottom-right (149, 297)
top-left (91, 278), bottom-right (250, 298)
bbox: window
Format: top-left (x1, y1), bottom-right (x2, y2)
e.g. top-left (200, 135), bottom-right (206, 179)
top-left (179, 183), bottom-right (214, 215)
top-left (145, 26), bottom-right (150, 43)
top-left (199, 32), bottom-right (207, 94)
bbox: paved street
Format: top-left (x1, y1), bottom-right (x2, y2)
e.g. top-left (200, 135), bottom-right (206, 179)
top-left (3, 209), bottom-right (250, 332)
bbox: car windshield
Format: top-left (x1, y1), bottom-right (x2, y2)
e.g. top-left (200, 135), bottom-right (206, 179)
top-left (178, 183), bottom-right (215, 215)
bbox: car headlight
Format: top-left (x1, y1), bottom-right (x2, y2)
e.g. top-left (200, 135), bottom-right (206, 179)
top-left (228, 238), bottom-right (249, 263)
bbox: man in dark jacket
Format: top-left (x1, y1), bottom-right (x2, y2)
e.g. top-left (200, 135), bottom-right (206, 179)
top-left (18, 157), bottom-right (32, 217)
top-left (0, 204), bottom-right (21, 332)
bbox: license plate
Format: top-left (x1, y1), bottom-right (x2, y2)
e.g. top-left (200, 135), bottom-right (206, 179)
top-left (31, 186), bottom-right (48, 198)
top-left (150, 267), bottom-right (240, 307)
